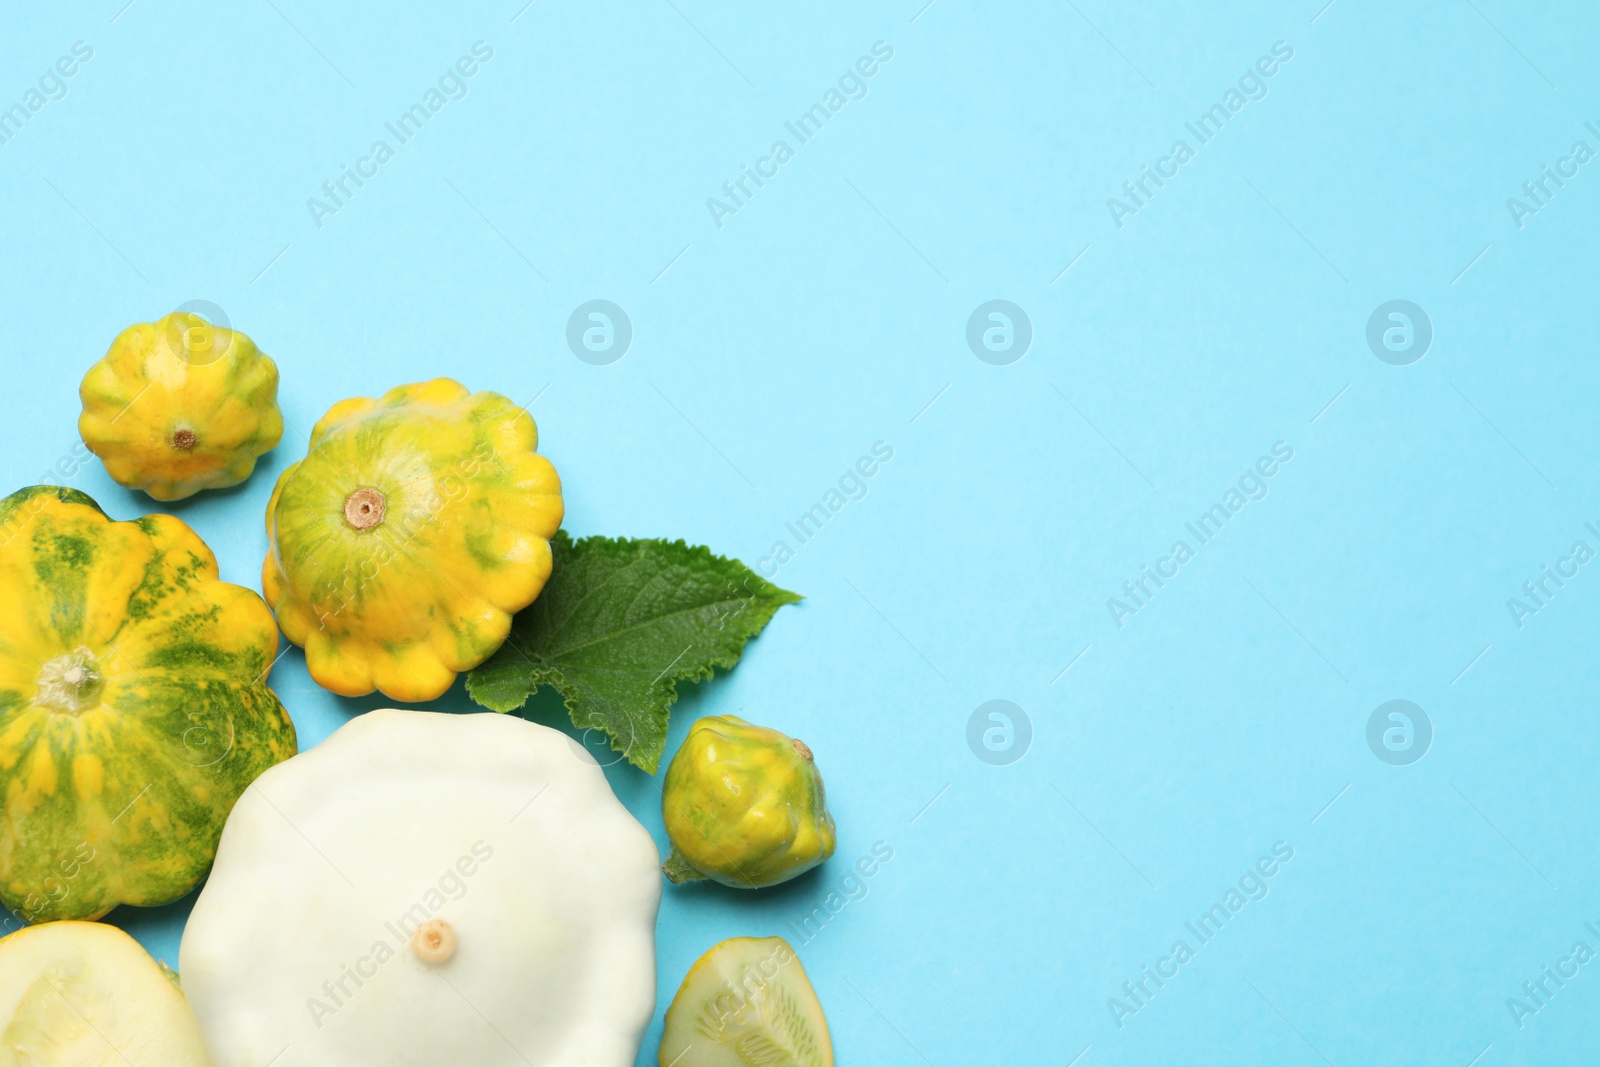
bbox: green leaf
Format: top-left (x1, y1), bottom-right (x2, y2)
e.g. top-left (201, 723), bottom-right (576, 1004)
top-left (466, 531), bottom-right (801, 772)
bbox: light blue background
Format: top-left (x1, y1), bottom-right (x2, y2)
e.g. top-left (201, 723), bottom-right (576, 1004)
top-left (3, 1), bottom-right (1598, 1063)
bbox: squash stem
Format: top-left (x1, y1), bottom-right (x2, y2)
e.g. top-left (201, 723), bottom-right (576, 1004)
top-left (343, 487), bottom-right (386, 530)
top-left (663, 848), bottom-right (706, 884)
top-left (35, 647), bottom-right (104, 713)
top-left (412, 918), bottom-right (457, 964)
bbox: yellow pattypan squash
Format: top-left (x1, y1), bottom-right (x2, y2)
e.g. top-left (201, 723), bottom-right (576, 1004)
top-left (262, 378), bottom-right (563, 701)
top-left (78, 312), bottom-right (284, 501)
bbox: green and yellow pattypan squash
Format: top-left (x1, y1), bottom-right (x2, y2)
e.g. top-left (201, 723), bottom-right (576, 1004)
top-left (662, 715), bottom-right (836, 888)
top-left (0, 485), bottom-right (296, 923)
top-left (78, 313), bottom-right (284, 501)
top-left (262, 378), bottom-right (564, 702)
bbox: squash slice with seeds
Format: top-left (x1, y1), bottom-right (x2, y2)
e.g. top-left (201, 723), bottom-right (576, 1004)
top-left (0, 920), bottom-right (212, 1065)
top-left (660, 936), bottom-right (833, 1067)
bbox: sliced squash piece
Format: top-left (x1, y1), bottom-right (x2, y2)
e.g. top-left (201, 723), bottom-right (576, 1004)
top-left (0, 920), bottom-right (212, 1066)
top-left (660, 936), bottom-right (832, 1067)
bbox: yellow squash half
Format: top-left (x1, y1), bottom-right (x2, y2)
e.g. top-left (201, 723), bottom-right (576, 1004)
top-left (0, 921), bottom-right (213, 1065)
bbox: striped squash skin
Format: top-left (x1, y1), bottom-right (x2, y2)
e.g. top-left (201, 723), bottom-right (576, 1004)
top-left (0, 485), bottom-right (296, 922)
top-left (78, 313), bottom-right (284, 502)
top-left (262, 378), bottom-right (564, 702)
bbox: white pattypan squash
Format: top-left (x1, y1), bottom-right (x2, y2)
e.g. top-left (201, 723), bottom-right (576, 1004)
top-left (178, 710), bottom-right (660, 1067)
top-left (0, 920), bottom-right (213, 1065)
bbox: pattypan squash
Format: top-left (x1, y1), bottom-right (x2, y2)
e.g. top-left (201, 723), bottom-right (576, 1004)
top-left (659, 936), bottom-right (833, 1067)
top-left (78, 312), bottom-right (284, 501)
top-left (0, 485), bottom-right (297, 922)
top-left (262, 378), bottom-right (564, 701)
top-left (180, 709), bottom-right (659, 1067)
top-left (0, 920), bottom-right (213, 1065)
top-left (662, 715), bottom-right (836, 888)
